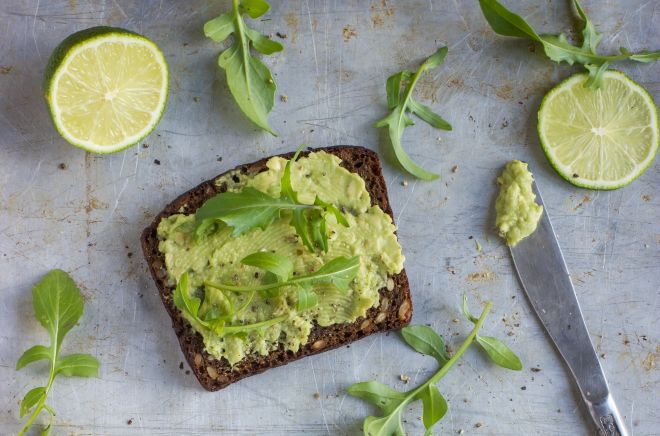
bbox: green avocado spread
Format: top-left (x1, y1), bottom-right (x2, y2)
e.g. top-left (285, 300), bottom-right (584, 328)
top-left (495, 160), bottom-right (543, 247)
top-left (157, 151), bottom-right (405, 365)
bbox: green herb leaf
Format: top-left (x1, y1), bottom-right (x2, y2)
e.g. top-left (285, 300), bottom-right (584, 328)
top-left (375, 46), bottom-right (452, 180)
top-left (349, 296), bottom-right (522, 435)
top-left (476, 335), bottom-right (523, 370)
top-left (401, 325), bottom-right (449, 365)
top-left (173, 272), bottom-right (288, 336)
top-left (204, 0), bottom-right (283, 134)
top-left (196, 147), bottom-right (348, 253)
top-left (306, 255), bottom-right (360, 292)
top-left (347, 381), bottom-right (407, 415)
top-left (32, 269), bottom-right (83, 348)
top-left (461, 294), bottom-right (479, 324)
top-left (16, 345), bottom-right (51, 370)
top-left (280, 146), bottom-right (349, 252)
top-left (296, 286), bottom-right (318, 311)
top-left (408, 100), bottom-right (452, 131)
top-left (56, 354), bottom-right (100, 377)
top-left (573, 0), bottom-right (602, 53)
top-left (173, 273), bottom-right (201, 319)
top-left (478, 0), bottom-right (660, 88)
top-left (20, 387), bottom-right (45, 418)
top-left (629, 51), bottom-right (660, 62)
top-left (17, 270), bottom-right (99, 436)
top-left (280, 145), bottom-right (303, 202)
top-left (239, 0), bottom-right (270, 18)
top-left (207, 255), bottom-right (359, 295)
top-left (363, 413), bottom-right (406, 436)
top-left (241, 252), bottom-right (293, 282)
top-left (417, 384), bottom-right (448, 433)
top-left (196, 187), bottom-right (309, 237)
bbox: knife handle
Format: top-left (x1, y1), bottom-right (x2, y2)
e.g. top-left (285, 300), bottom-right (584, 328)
top-left (586, 394), bottom-right (629, 436)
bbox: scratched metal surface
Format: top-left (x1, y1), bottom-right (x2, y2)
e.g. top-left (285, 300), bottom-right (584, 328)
top-left (1, 0), bottom-right (658, 435)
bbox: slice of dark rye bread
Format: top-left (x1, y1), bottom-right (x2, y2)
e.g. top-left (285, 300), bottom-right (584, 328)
top-left (141, 145), bottom-right (412, 391)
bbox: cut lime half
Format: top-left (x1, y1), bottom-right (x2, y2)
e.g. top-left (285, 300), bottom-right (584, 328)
top-left (538, 70), bottom-right (658, 190)
top-left (44, 27), bottom-right (168, 154)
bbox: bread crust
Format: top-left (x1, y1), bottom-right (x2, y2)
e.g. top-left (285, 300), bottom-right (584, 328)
top-left (140, 146), bottom-right (412, 391)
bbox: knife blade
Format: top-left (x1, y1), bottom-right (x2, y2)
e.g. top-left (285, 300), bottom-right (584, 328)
top-left (510, 180), bottom-right (629, 436)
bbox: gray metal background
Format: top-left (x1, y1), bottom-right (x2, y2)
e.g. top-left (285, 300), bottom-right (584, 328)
top-left (1, 1), bottom-right (658, 435)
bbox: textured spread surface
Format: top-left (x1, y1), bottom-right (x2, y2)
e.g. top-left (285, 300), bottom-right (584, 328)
top-left (141, 146), bottom-right (412, 391)
top-left (0, 1), bottom-right (658, 435)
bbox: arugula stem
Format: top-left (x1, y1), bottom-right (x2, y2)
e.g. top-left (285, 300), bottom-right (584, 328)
top-left (205, 272), bottom-right (317, 293)
top-left (397, 63), bottom-right (425, 133)
top-left (405, 302), bottom-right (492, 400)
top-left (427, 301), bottom-right (491, 385)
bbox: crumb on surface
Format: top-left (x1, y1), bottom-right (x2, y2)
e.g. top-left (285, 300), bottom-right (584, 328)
top-left (313, 392), bottom-right (320, 399)
top-left (58, 163), bottom-right (67, 170)
top-left (399, 374), bottom-right (410, 384)
top-left (154, 159), bottom-right (161, 165)
top-left (342, 25), bottom-right (357, 41)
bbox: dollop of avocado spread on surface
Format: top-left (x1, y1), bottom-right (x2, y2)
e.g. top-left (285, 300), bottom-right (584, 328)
top-left (495, 160), bottom-right (543, 247)
top-left (157, 151), bottom-right (405, 365)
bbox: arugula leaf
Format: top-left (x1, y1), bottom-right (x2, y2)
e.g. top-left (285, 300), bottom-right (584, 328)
top-left (55, 354), bottom-right (100, 377)
top-left (241, 251), bottom-right (293, 282)
top-left (305, 255), bottom-right (360, 292)
top-left (476, 335), bottom-right (523, 370)
top-left (173, 272), bottom-right (288, 337)
top-left (241, 251), bottom-right (318, 312)
top-left (400, 325), bottom-right (449, 365)
top-left (196, 187), bottom-right (311, 237)
top-left (16, 345), bottom-right (50, 370)
top-left (375, 47), bottom-right (452, 180)
top-left (195, 147), bottom-right (348, 253)
top-left (418, 384), bottom-right (448, 434)
top-left (347, 381), bottom-right (408, 415)
top-left (348, 297), bottom-right (522, 436)
top-left (173, 272), bottom-right (201, 320)
top-left (204, 0), bottom-right (283, 134)
top-left (479, 0), bottom-right (660, 88)
top-left (281, 146), bottom-right (350, 252)
top-left (19, 387), bottom-right (45, 418)
top-left (461, 293), bottom-right (479, 324)
top-left (296, 287), bottom-right (318, 311)
top-left (16, 270), bottom-right (99, 436)
top-left (206, 255), bottom-right (360, 295)
top-left (363, 413), bottom-right (406, 436)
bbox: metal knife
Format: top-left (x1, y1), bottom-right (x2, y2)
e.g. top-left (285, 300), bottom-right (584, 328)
top-left (509, 180), bottom-right (629, 436)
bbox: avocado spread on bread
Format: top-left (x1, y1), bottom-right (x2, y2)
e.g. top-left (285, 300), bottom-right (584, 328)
top-left (157, 151), bottom-right (404, 365)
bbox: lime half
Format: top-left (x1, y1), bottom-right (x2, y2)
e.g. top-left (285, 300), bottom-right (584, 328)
top-left (538, 70), bottom-right (658, 190)
top-left (44, 26), bottom-right (168, 154)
